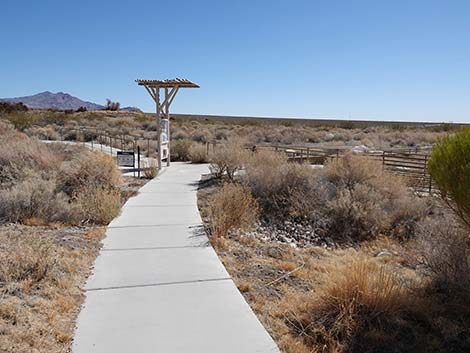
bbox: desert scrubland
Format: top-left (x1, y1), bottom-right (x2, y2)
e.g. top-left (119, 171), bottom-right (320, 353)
top-left (1, 103), bottom-right (469, 352)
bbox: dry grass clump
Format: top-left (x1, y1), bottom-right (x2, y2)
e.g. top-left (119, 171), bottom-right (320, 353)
top-left (74, 187), bottom-right (121, 225)
top-left (189, 142), bottom-right (209, 163)
top-left (281, 256), bottom-right (422, 353)
top-left (0, 226), bottom-right (105, 353)
top-left (0, 234), bottom-right (56, 294)
top-left (0, 177), bottom-right (71, 224)
top-left (208, 183), bottom-right (259, 237)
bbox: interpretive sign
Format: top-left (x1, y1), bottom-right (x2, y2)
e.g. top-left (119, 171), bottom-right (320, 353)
top-left (117, 151), bottom-right (135, 167)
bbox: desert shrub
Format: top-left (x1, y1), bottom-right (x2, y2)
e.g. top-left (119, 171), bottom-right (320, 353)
top-left (0, 128), bottom-right (59, 185)
top-left (172, 129), bottom-right (189, 140)
top-left (0, 101), bottom-right (28, 115)
top-left (320, 154), bottom-right (426, 241)
top-left (428, 128), bottom-right (470, 228)
top-left (133, 114), bottom-right (152, 124)
top-left (245, 150), bottom-right (320, 220)
top-left (5, 112), bottom-right (38, 130)
top-left (191, 129), bottom-right (212, 143)
top-left (105, 99), bottom-right (120, 111)
top-left (24, 126), bottom-right (61, 140)
top-left (59, 151), bottom-right (122, 196)
top-left (208, 183), bottom-right (259, 237)
top-left (0, 176), bottom-right (71, 224)
top-left (171, 139), bottom-right (193, 161)
top-left (189, 143), bottom-right (209, 163)
top-left (418, 217), bottom-right (470, 298)
top-left (209, 143), bottom-right (250, 181)
top-left (74, 187), bottom-right (121, 225)
top-left (282, 256), bottom-right (419, 352)
top-left (243, 152), bottom-right (426, 241)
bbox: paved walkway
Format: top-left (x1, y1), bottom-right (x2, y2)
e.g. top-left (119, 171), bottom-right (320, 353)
top-left (72, 162), bottom-right (279, 353)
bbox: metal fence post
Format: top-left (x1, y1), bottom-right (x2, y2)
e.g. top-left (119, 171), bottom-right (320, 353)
top-left (137, 146), bottom-right (141, 178)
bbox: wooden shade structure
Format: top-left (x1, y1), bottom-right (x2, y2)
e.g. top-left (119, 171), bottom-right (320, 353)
top-left (136, 78), bottom-right (199, 169)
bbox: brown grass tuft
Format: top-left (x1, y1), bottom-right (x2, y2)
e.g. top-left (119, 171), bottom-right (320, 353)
top-left (281, 256), bottom-right (419, 352)
top-left (74, 187), bottom-right (122, 225)
top-left (208, 183), bottom-right (259, 237)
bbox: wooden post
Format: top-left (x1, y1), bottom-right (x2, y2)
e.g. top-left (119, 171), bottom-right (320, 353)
top-left (424, 155), bottom-right (428, 193)
top-left (136, 79), bottom-right (199, 169)
top-left (156, 88), bottom-right (162, 170)
top-left (137, 146), bottom-right (141, 178)
top-left (165, 87), bottom-right (171, 167)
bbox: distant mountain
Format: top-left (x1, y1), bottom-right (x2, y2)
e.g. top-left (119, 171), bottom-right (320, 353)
top-left (121, 106), bottom-right (143, 113)
top-left (0, 91), bottom-right (104, 110)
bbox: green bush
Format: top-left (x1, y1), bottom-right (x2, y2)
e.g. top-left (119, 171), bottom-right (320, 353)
top-left (428, 128), bottom-right (470, 227)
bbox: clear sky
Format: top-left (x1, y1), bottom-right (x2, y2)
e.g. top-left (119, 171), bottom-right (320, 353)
top-left (1, 0), bottom-right (469, 122)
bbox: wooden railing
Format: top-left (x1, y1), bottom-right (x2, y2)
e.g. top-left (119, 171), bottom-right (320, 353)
top-left (255, 144), bottom-right (436, 194)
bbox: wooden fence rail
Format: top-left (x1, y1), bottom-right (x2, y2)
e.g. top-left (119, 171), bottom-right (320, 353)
top-left (255, 144), bottom-right (436, 194)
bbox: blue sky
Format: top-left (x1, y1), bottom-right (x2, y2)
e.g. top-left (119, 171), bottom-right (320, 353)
top-left (1, 0), bottom-right (470, 122)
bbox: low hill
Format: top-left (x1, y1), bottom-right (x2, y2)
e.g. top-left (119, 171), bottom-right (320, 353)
top-left (0, 91), bottom-right (104, 110)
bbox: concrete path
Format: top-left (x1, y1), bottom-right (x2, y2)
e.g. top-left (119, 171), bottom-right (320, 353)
top-left (72, 162), bottom-right (279, 353)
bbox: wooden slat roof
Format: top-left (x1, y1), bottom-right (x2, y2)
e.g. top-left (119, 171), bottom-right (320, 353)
top-left (135, 78), bottom-right (199, 88)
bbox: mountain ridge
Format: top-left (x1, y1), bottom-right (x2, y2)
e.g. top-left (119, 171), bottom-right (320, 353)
top-left (0, 91), bottom-right (141, 112)
top-left (0, 91), bottom-right (104, 110)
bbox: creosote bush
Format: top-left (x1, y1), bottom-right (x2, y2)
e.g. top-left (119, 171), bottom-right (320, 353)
top-left (208, 183), bottom-right (259, 237)
top-left (428, 127), bottom-right (470, 228)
